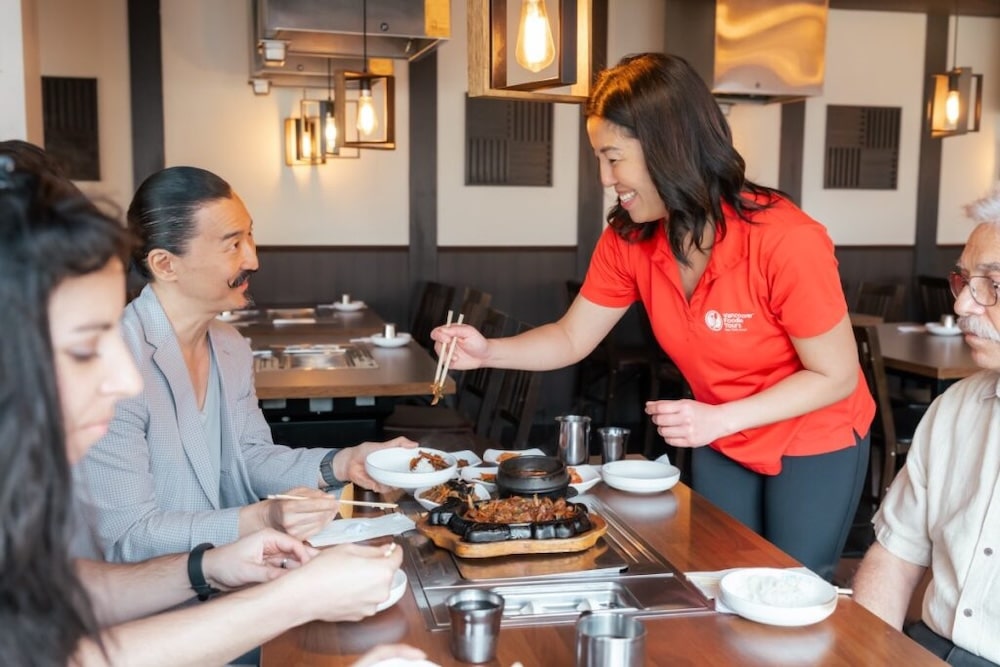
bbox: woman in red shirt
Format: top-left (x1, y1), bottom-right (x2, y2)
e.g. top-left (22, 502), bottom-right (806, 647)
top-left (432, 53), bottom-right (874, 580)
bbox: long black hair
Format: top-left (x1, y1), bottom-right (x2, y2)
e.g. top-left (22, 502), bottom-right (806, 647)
top-left (0, 151), bottom-right (131, 665)
top-left (128, 166), bottom-right (233, 279)
top-left (585, 53), bottom-right (779, 264)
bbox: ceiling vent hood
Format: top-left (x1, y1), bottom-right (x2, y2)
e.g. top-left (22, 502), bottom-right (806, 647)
top-left (251, 0), bottom-right (450, 88)
top-left (664, 0), bottom-right (828, 104)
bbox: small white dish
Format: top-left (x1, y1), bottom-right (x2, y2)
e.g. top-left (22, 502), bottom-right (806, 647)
top-left (413, 481), bottom-right (491, 511)
top-left (370, 332), bottom-right (412, 348)
top-left (567, 464), bottom-right (602, 494)
top-left (718, 568), bottom-right (837, 627)
top-left (458, 465), bottom-right (498, 491)
top-left (926, 322), bottom-right (962, 336)
top-left (375, 569), bottom-right (408, 613)
top-left (449, 450), bottom-right (483, 468)
top-left (482, 447), bottom-right (546, 464)
top-left (601, 460), bottom-right (680, 494)
top-left (365, 447), bottom-right (457, 490)
top-left (332, 300), bottom-right (366, 312)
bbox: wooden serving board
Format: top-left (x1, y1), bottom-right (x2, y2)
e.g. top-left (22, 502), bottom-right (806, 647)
top-left (414, 513), bottom-right (607, 558)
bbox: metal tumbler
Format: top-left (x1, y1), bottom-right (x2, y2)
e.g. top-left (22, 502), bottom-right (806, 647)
top-left (557, 415), bottom-right (592, 465)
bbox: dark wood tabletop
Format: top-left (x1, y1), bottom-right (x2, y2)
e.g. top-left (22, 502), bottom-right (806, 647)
top-left (260, 482), bottom-right (944, 666)
top-left (876, 322), bottom-right (977, 381)
top-left (234, 306), bottom-right (386, 341)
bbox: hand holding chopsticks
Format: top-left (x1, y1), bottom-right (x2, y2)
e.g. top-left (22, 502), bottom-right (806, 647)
top-left (267, 494), bottom-right (398, 509)
top-left (431, 311), bottom-right (464, 405)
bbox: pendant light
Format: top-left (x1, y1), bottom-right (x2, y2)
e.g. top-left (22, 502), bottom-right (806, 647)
top-left (322, 58), bottom-right (339, 156)
top-left (515, 0), bottom-right (556, 73)
top-left (356, 0), bottom-right (378, 137)
top-left (930, 3), bottom-right (983, 138)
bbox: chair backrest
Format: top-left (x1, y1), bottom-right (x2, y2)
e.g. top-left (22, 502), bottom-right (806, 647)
top-left (852, 324), bottom-right (899, 500)
top-left (409, 281), bottom-right (456, 349)
top-left (484, 321), bottom-right (542, 449)
top-left (853, 281), bottom-right (906, 322)
top-left (455, 308), bottom-right (510, 433)
top-left (917, 275), bottom-right (953, 323)
top-left (455, 286), bottom-right (493, 330)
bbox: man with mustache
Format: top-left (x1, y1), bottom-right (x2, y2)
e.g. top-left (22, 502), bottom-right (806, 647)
top-left (853, 183), bottom-right (1000, 666)
top-left (78, 166), bottom-right (415, 562)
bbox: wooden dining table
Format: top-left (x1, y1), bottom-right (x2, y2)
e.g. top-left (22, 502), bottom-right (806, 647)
top-left (876, 322), bottom-right (978, 395)
top-left (260, 482), bottom-right (944, 666)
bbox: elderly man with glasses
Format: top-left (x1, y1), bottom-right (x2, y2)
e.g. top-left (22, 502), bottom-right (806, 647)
top-left (853, 183), bottom-right (1000, 667)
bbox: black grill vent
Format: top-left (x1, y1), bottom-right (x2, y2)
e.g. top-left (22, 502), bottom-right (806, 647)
top-left (466, 95), bottom-right (552, 186)
top-left (824, 105), bottom-right (900, 190)
top-left (42, 76), bottom-right (100, 181)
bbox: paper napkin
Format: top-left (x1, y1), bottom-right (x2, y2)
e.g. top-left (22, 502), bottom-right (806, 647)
top-left (308, 513), bottom-right (415, 547)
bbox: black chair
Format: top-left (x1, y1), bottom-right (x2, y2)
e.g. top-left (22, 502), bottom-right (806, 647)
top-left (481, 321), bottom-right (543, 450)
top-left (852, 324), bottom-right (917, 506)
top-left (852, 282), bottom-right (906, 322)
top-left (381, 308), bottom-right (510, 439)
top-left (454, 286), bottom-right (492, 330)
top-left (409, 281), bottom-right (456, 350)
top-left (565, 280), bottom-right (660, 426)
top-left (916, 275), bottom-right (953, 323)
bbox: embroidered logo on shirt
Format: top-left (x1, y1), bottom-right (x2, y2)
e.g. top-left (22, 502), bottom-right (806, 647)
top-left (705, 310), bottom-right (754, 332)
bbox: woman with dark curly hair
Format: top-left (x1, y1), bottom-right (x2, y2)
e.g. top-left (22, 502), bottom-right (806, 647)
top-left (0, 150), bottom-right (424, 666)
top-left (432, 53), bottom-right (875, 580)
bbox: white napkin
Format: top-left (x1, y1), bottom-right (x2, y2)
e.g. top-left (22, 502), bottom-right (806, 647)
top-left (685, 566), bottom-right (816, 614)
top-left (308, 513), bottom-right (415, 547)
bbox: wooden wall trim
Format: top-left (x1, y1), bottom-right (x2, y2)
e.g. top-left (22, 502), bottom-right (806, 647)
top-left (127, 0), bottom-right (164, 189)
top-left (913, 12), bottom-right (949, 277)
top-left (576, 0), bottom-right (609, 278)
top-left (409, 51), bottom-right (438, 286)
top-left (778, 101), bottom-right (806, 204)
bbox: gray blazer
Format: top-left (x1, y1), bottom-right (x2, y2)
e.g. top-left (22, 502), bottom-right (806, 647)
top-left (78, 286), bottom-right (330, 562)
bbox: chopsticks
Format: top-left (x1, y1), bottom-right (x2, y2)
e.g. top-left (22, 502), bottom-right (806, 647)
top-left (266, 494), bottom-right (398, 509)
top-left (431, 310), bottom-right (464, 405)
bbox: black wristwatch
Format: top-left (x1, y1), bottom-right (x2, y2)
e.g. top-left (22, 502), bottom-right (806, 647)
top-left (320, 449), bottom-right (342, 488)
top-left (187, 542), bottom-right (221, 601)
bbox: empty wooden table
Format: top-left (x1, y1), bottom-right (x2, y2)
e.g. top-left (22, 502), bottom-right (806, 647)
top-left (876, 322), bottom-right (978, 396)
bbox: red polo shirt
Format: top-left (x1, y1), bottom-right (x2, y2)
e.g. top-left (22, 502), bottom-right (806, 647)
top-left (581, 196), bottom-right (875, 475)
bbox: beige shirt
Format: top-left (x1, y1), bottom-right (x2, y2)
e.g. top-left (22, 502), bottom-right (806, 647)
top-left (875, 369), bottom-right (1000, 663)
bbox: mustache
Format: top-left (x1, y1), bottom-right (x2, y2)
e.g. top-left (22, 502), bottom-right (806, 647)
top-left (227, 269), bottom-right (256, 289)
top-left (959, 315), bottom-right (1000, 342)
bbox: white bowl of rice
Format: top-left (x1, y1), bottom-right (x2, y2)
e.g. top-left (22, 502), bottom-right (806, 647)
top-left (719, 568), bottom-right (837, 627)
top-left (364, 447), bottom-right (457, 490)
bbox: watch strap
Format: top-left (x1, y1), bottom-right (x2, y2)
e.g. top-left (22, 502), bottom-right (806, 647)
top-left (320, 449), bottom-right (342, 488)
top-left (187, 542), bottom-right (221, 601)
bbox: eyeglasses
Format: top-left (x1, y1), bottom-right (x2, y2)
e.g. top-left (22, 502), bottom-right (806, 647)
top-left (949, 271), bottom-right (1000, 307)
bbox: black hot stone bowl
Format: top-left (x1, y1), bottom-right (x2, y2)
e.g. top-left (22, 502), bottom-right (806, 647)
top-left (496, 455), bottom-right (570, 499)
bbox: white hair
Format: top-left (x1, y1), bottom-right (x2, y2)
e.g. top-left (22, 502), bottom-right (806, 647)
top-left (966, 182), bottom-right (1000, 224)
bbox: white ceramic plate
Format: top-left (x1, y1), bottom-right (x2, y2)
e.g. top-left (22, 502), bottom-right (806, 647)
top-left (450, 449), bottom-right (484, 468)
top-left (458, 465), bottom-right (498, 491)
top-left (332, 300), bottom-right (366, 312)
top-left (365, 447), bottom-right (457, 490)
top-left (567, 464), bottom-right (601, 494)
top-left (375, 569), bottom-right (408, 612)
top-left (482, 447), bottom-right (546, 464)
top-left (371, 332), bottom-right (412, 348)
top-left (926, 322), bottom-right (962, 336)
top-left (413, 481), bottom-right (491, 511)
top-left (718, 568), bottom-right (837, 627)
top-left (601, 460), bottom-right (681, 494)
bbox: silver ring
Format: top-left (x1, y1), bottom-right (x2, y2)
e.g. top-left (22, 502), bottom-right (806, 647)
top-left (280, 558), bottom-right (288, 569)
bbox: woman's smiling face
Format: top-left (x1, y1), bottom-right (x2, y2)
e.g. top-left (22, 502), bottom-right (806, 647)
top-left (587, 116), bottom-right (667, 224)
top-left (49, 258), bottom-right (142, 463)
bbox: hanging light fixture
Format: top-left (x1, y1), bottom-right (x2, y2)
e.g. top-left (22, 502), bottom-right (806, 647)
top-left (515, 0), bottom-right (556, 73)
top-left (930, 4), bottom-right (983, 138)
top-left (321, 59), bottom-right (339, 157)
top-left (284, 94), bottom-right (324, 166)
top-left (334, 0), bottom-right (396, 150)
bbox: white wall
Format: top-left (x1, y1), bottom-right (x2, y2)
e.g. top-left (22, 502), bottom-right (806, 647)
top-left (1, 0), bottom-right (41, 142)
top-left (35, 0), bottom-right (131, 205)
top-left (938, 16), bottom-right (1000, 244)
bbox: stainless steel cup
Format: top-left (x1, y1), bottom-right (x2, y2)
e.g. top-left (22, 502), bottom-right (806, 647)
top-left (576, 612), bottom-right (646, 667)
top-left (940, 314), bottom-right (956, 329)
top-left (384, 322), bottom-right (396, 339)
top-left (557, 415), bottom-right (591, 465)
top-left (598, 427), bottom-right (630, 465)
top-left (446, 589), bottom-right (505, 664)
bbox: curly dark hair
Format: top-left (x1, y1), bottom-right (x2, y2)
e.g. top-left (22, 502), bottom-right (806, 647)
top-left (0, 150), bottom-right (130, 665)
top-left (585, 52), bottom-right (780, 265)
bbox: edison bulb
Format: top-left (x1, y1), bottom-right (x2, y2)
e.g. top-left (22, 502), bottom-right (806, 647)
top-left (357, 84), bottom-right (378, 137)
top-left (515, 0), bottom-right (555, 73)
top-left (944, 89), bottom-right (960, 129)
top-left (324, 111), bottom-right (337, 149)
